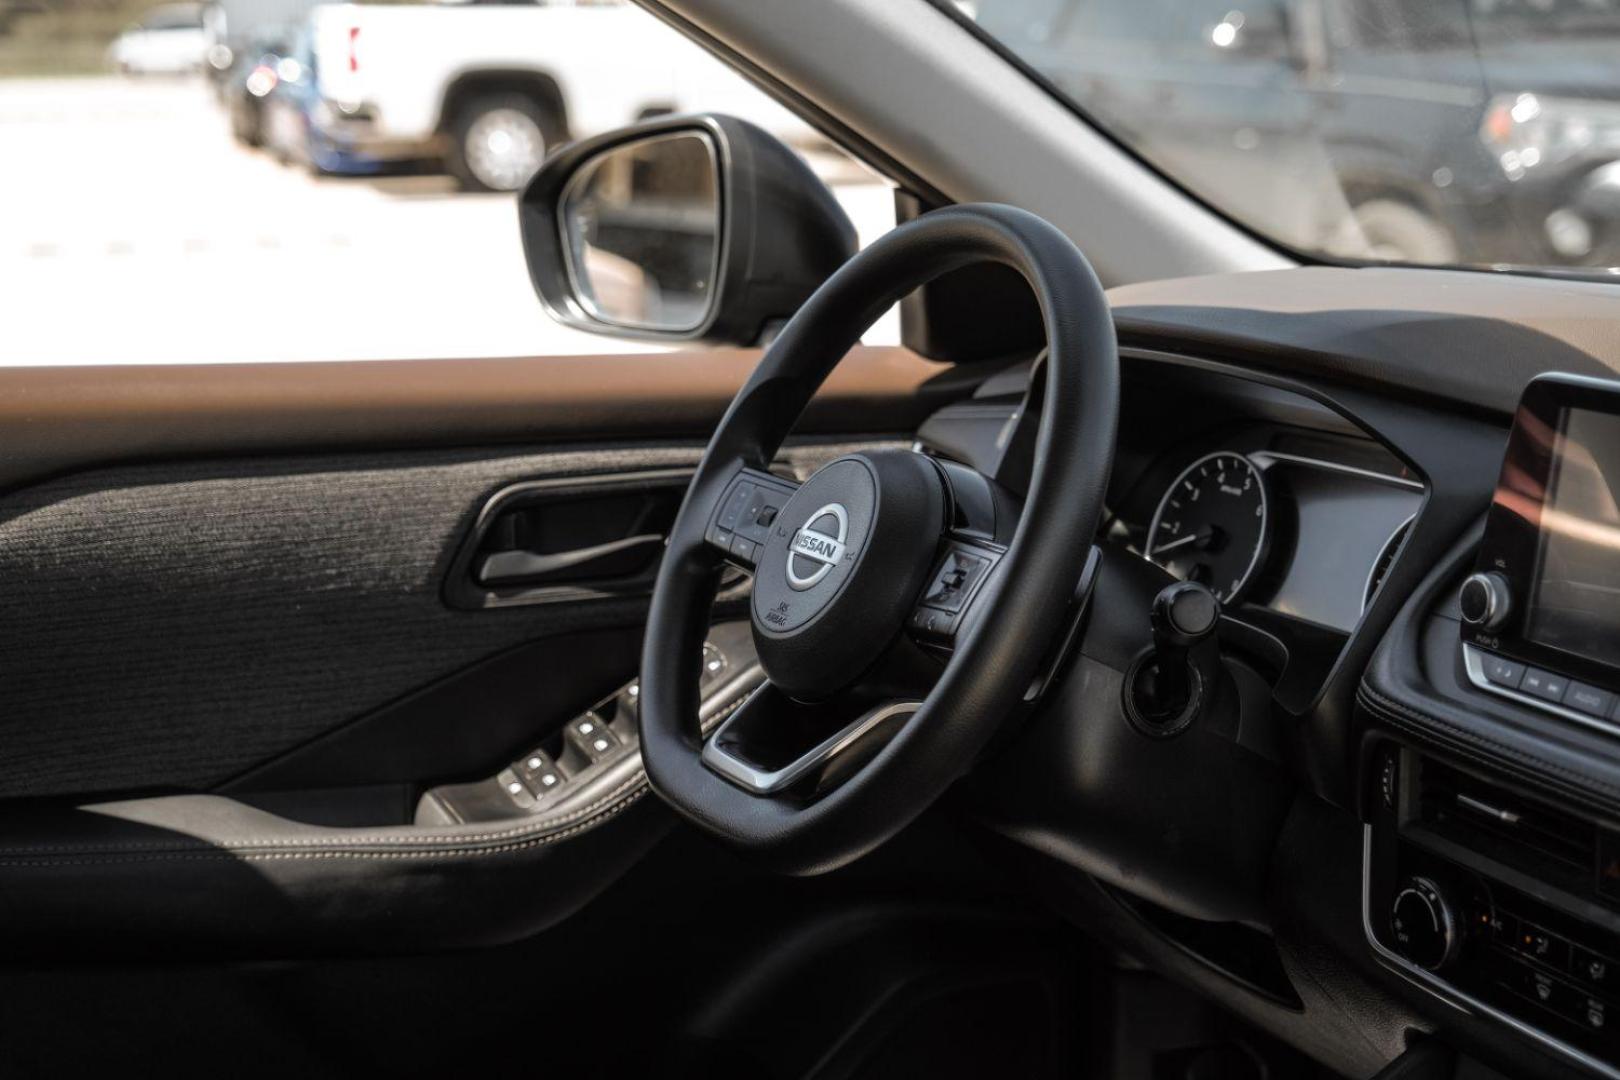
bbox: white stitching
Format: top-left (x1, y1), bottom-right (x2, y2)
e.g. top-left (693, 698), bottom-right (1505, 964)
top-left (1356, 681), bottom-right (1620, 815)
top-left (0, 790), bottom-right (647, 868)
top-left (0, 685), bottom-right (753, 860)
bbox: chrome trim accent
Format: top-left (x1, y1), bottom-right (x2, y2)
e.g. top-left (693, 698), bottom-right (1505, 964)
top-left (786, 502), bottom-right (849, 591)
top-left (700, 695), bottom-right (920, 795)
top-left (1461, 572), bottom-right (1509, 629)
top-left (1361, 825), bottom-right (1620, 1079)
top-left (1456, 793), bottom-right (1522, 825)
top-left (1249, 450), bottom-right (1426, 491)
top-left (1462, 643), bottom-right (1620, 739)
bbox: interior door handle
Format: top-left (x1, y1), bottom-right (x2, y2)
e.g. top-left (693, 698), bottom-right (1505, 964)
top-left (476, 533), bottom-right (665, 587)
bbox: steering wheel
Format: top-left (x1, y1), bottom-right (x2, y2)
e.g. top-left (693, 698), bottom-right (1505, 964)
top-left (639, 204), bottom-right (1118, 874)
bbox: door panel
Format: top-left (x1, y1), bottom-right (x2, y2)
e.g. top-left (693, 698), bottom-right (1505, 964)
top-left (0, 444), bottom-right (700, 799)
top-left (0, 347), bottom-right (956, 955)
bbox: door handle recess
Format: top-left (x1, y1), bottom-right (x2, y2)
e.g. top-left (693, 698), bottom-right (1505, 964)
top-left (476, 533), bottom-right (665, 587)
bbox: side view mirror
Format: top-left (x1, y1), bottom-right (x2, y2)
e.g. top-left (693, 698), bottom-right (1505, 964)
top-left (518, 113), bottom-right (857, 346)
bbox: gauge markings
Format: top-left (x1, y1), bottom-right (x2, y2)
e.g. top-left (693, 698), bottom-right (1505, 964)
top-left (1145, 452), bottom-right (1272, 605)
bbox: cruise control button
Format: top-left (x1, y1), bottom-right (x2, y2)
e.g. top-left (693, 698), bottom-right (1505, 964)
top-left (1565, 681), bottom-right (1614, 719)
top-left (1480, 653), bottom-right (1526, 689)
top-left (1521, 668), bottom-right (1570, 704)
top-left (729, 534), bottom-right (759, 565)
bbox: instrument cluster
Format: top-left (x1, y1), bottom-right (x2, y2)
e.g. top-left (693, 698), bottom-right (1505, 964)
top-left (1128, 435), bottom-right (1423, 633)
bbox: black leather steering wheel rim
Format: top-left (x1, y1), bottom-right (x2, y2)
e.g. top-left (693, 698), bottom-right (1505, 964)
top-left (638, 204), bottom-right (1118, 874)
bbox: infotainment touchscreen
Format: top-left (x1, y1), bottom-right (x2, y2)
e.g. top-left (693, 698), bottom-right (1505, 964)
top-left (1465, 374), bottom-right (1620, 701)
top-left (1525, 406), bottom-right (1620, 669)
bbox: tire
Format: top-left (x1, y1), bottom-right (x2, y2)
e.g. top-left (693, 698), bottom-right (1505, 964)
top-left (1344, 198), bottom-right (1460, 265)
top-left (447, 92), bottom-right (563, 193)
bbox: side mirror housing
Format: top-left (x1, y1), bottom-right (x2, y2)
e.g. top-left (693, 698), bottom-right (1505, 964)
top-left (518, 113), bottom-right (857, 346)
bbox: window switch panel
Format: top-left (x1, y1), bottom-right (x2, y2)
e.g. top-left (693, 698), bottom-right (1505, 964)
top-left (567, 713), bottom-right (622, 762)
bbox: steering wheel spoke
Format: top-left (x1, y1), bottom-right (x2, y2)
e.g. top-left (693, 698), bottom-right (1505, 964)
top-left (702, 682), bottom-right (921, 798)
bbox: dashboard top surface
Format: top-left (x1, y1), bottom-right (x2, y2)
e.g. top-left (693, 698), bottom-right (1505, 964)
top-left (1109, 267), bottom-right (1620, 419)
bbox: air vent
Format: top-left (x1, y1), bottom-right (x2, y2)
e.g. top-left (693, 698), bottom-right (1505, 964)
top-left (1362, 516), bottom-right (1413, 612)
top-left (1416, 759), bottom-right (1598, 896)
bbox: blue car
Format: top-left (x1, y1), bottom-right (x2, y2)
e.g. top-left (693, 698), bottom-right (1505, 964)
top-left (260, 21), bottom-right (387, 176)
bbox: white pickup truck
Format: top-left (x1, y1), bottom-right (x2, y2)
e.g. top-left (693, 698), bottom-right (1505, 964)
top-left (305, 0), bottom-right (811, 191)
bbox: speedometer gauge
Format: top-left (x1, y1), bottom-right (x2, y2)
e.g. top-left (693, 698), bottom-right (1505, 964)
top-left (1145, 451), bottom-right (1271, 605)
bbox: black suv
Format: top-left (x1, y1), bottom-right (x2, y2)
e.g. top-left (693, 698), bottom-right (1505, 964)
top-left (977, 0), bottom-right (1620, 268)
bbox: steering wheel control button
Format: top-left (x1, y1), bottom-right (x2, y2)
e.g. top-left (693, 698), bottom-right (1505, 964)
top-left (729, 534), bottom-right (759, 567)
top-left (1479, 652), bottom-right (1527, 689)
top-left (710, 472), bottom-right (798, 568)
top-left (1521, 667), bottom-right (1571, 704)
top-left (920, 548), bottom-right (991, 613)
top-left (716, 482), bottom-right (755, 531)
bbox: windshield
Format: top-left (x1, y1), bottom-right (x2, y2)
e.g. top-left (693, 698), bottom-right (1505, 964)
top-left (960, 0), bottom-right (1620, 277)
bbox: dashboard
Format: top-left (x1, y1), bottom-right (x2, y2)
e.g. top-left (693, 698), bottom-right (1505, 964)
top-left (915, 265), bottom-right (1620, 1080)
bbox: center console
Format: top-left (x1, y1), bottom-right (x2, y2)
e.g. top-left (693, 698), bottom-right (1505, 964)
top-left (1364, 374), bottom-right (1620, 1078)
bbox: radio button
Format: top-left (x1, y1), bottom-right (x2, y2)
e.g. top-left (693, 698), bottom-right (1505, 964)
top-left (1481, 654), bottom-right (1527, 689)
top-left (1565, 681), bottom-right (1615, 719)
top-left (1521, 668), bottom-right (1571, 704)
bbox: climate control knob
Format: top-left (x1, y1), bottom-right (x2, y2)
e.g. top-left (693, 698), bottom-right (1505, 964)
top-left (1460, 572), bottom-right (1512, 630)
top-left (1390, 877), bottom-right (1458, 971)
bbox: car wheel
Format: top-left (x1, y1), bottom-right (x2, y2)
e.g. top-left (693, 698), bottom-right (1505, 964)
top-left (449, 93), bottom-right (561, 193)
top-left (1346, 198), bottom-right (1460, 265)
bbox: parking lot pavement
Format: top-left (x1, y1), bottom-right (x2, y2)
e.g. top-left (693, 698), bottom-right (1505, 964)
top-left (0, 76), bottom-right (898, 365)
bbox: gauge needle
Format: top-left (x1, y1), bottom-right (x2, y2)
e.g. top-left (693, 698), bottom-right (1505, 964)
top-left (1152, 533), bottom-right (1202, 556)
top-left (1153, 523), bottom-right (1218, 557)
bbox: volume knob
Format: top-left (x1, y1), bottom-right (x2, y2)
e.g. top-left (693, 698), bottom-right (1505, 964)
top-left (1460, 572), bottom-right (1512, 630)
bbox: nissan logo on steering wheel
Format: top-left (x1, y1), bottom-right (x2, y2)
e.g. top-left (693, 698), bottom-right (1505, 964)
top-left (786, 503), bottom-right (850, 590)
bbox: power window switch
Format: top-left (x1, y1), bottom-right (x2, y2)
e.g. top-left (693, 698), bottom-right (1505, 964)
top-left (567, 714), bottom-right (622, 762)
top-left (517, 750), bottom-right (565, 798)
top-left (496, 768), bottom-right (537, 809)
top-left (700, 643), bottom-right (726, 685)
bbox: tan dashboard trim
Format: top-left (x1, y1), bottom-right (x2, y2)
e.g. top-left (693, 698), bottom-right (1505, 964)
top-left (0, 346), bottom-right (958, 490)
